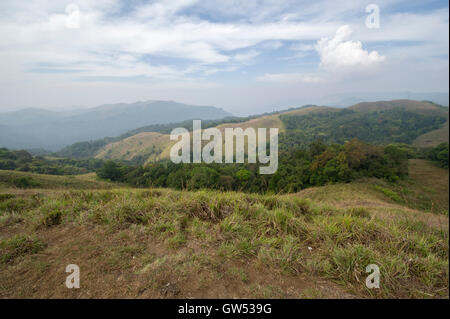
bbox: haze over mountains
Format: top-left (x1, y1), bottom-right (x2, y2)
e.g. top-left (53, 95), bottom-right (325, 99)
top-left (0, 101), bottom-right (231, 151)
top-left (1, 96), bottom-right (448, 153)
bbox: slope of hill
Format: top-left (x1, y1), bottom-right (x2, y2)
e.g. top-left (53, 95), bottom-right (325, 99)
top-left (352, 100), bottom-right (449, 148)
top-left (92, 107), bottom-right (295, 163)
top-left (95, 132), bottom-right (172, 164)
top-left (413, 120), bottom-right (449, 148)
top-left (0, 170), bottom-right (117, 190)
top-left (0, 160), bottom-right (447, 298)
top-left (0, 101), bottom-right (231, 151)
top-left (92, 100), bottom-right (448, 164)
top-left (299, 159), bottom-right (449, 215)
top-left (56, 116), bottom-right (246, 160)
top-left (279, 101), bottom-right (448, 151)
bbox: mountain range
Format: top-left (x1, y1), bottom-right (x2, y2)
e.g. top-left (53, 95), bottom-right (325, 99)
top-left (0, 101), bottom-right (231, 151)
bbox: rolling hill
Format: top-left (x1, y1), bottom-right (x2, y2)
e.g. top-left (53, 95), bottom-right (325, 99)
top-left (348, 99), bottom-right (446, 115)
top-left (0, 101), bottom-right (231, 151)
top-left (86, 100), bottom-right (448, 164)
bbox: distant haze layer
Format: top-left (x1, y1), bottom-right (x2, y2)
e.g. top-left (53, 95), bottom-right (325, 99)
top-left (0, 101), bottom-right (231, 151)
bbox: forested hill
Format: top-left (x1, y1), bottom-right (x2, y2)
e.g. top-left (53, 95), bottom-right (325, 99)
top-left (57, 99), bottom-right (448, 164)
top-left (278, 100), bottom-right (448, 152)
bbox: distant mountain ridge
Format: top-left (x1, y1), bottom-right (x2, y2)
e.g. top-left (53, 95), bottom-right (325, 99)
top-left (314, 92), bottom-right (449, 108)
top-left (0, 100), bottom-right (231, 151)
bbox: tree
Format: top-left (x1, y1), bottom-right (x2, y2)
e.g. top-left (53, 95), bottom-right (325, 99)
top-left (96, 161), bottom-right (125, 181)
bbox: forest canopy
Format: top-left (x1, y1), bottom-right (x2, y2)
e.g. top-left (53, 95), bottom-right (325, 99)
top-left (96, 139), bottom-right (411, 194)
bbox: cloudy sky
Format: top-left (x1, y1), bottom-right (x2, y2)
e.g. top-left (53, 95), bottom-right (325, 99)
top-left (0, 0), bottom-right (448, 115)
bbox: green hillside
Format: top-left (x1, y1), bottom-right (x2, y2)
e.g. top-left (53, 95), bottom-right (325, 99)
top-left (279, 106), bottom-right (447, 151)
top-left (88, 100), bottom-right (448, 164)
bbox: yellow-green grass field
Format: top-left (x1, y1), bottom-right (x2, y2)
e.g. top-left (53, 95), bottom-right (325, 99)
top-left (0, 160), bottom-right (448, 299)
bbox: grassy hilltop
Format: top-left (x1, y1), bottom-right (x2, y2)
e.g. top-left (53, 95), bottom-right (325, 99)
top-left (0, 159), bottom-right (448, 298)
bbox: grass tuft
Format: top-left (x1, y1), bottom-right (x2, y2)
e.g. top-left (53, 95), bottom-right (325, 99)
top-left (0, 235), bottom-right (46, 264)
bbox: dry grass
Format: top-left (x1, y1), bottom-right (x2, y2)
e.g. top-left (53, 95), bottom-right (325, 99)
top-left (0, 173), bottom-right (448, 299)
top-left (0, 170), bottom-right (117, 190)
top-left (413, 120), bottom-right (449, 148)
top-left (297, 159), bottom-right (449, 216)
top-left (93, 105), bottom-right (337, 163)
top-left (0, 159), bottom-right (448, 299)
top-left (95, 132), bottom-right (173, 162)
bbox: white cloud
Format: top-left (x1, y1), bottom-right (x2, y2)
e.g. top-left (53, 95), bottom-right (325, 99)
top-left (257, 73), bottom-right (324, 84)
top-left (0, 0), bottom-right (447, 112)
top-left (260, 41), bottom-right (284, 50)
top-left (291, 43), bottom-right (314, 52)
top-left (135, 0), bottom-right (199, 19)
top-left (233, 50), bottom-right (261, 63)
top-left (0, 0), bottom-right (340, 79)
top-left (315, 25), bottom-right (385, 69)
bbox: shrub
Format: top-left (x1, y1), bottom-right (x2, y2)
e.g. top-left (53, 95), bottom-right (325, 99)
top-left (0, 235), bottom-right (46, 264)
top-left (40, 210), bottom-right (62, 227)
top-left (374, 186), bottom-right (402, 202)
top-left (13, 176), bottom-right (40, 188)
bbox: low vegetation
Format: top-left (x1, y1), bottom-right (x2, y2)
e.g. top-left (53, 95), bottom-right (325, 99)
top-left (0, 148), bottom-right (106, 175)
top-left (0, 235), bottom-right (46, 264)
top-left (425, 143), bottom-right (449, 168)
top-left (0, 159), bottom-right (448, 298)
top-left (0, 170), bottom-right (117, 190)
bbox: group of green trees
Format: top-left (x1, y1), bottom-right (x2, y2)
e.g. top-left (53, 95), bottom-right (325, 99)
top-left (0, 148), bottom-right (105, 175)
top-left (426, 143), bottom-right (449, 168)
top-left (96, 139), bottom-right (410, 193)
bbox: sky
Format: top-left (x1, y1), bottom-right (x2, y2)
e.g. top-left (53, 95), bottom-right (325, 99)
top-left (0, 0), bottom-right (448, 115)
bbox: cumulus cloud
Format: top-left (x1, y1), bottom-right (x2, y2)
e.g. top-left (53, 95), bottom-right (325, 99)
top-left (315, 25), bottom-right (385, 69)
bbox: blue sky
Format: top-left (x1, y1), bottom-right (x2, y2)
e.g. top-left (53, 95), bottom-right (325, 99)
top-left (0, 0), bottom-right (448, 114)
